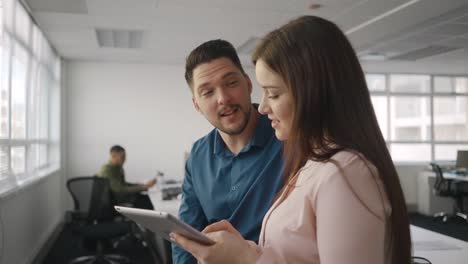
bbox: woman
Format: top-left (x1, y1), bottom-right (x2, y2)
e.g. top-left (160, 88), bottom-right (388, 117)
top-left (172, 15), bottom-right (412, 264)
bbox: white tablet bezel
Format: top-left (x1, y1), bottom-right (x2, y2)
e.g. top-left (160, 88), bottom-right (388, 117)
top-left (114, 206), bottom-right (215, 246)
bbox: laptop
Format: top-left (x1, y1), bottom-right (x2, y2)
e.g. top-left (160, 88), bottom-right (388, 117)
top-left (453, 150), bottom-right (468, 175)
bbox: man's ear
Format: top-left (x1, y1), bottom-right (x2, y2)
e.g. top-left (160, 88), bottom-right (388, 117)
top-left (245, 74), bottom-right (253, 94)
top-left (192, 97), bottom-right (201, 113)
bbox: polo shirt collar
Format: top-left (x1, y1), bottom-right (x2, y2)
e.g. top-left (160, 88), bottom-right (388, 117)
top-left (213, 114), bottom-right (271, 157)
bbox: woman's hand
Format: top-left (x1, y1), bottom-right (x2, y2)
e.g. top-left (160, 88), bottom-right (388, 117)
top-left (170, 220), bottom-right (260, 264)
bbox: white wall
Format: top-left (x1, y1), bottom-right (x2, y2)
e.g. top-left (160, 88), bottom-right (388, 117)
top-left (0, 171), bottom-right (64, 264)
top-left (65, 61), bottom-right (263, 182)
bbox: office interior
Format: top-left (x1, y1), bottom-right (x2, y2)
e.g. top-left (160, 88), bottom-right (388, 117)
top-left (1, 0), bottom-right (468, 263)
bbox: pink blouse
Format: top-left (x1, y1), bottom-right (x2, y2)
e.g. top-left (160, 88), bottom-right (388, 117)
top-left (257, 151), bottom-right (391, 264)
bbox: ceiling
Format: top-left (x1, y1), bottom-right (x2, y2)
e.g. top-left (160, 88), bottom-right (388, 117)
top-left (22, 0), bottom-right (468, 66)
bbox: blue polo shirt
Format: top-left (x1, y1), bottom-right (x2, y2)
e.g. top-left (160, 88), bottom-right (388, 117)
top-left (172, 113), bottom-right (283, 264)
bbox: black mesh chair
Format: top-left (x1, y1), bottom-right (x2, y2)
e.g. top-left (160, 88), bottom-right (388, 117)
top-left (67, 176), bottom-right (132, 264)
top-left (430, 163), bottom-right (468, 223)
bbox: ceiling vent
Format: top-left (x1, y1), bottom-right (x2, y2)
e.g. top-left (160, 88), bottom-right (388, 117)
top-left (237, 37), bottom-right (261, 55)
top-left (388, 45), bottom-right (461, 61)
top-left (95, 29), bottom-right (143, 49)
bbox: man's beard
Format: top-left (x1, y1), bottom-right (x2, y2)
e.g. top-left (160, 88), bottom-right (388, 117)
top-left (215, 105), bottom-right (251, 135)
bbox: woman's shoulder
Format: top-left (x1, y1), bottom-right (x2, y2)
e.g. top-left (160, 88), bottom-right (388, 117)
top-left (300, 150), bottom-right (390, 218)
top-left (301, 150), bottom-right (377, 180)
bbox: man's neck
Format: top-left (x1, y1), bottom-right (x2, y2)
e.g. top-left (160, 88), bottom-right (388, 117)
top-left (219, 107), bottom-right (260, 155)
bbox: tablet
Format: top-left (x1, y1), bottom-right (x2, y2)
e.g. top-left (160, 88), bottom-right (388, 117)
top-left (114, 206), bottom-right (215, 246)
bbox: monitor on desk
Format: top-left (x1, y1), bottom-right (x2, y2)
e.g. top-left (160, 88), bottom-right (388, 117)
top-left (455, 150), bottom-right (468, 170)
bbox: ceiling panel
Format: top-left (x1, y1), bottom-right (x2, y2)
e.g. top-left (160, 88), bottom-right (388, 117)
top-left (403, 33), bottom-right (451, 45)
top-left (452, 14), bottom-right (468, 24)
top-left (22, 0), bottom-right (468, 65)
top-left (86, 0), bottom-right (159, 16)
top-left (422, 23), bottom-right (468, 36)
top-left (33, 12), bottom-right (93, 30)
top-left (44, 29), bottom-right (97, 48)
top-left (438, 36), bottom-right (468, 48)
top-left (335, 0), bottom-right (408, 31)
top-left (25, 0), bottom-right (88, 14)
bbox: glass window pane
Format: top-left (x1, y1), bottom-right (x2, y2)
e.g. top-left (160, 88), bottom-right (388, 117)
top-left (390, 96), bottom-right (430, 141)
top-left (28, 60), bottom-right (39, 139)
top-left (435, 145), bottom-right (468, 161)
top-left (0, 34), bottom-right (10, 138)
top-left (434, 96), bottom-right (468, 141)
top-left (434, 77), bottom-right (468, 93)
top-left (434, 77), bottom-right (454, 93)
top-left (40, 40), bottom-right (53, 66)
top-left (371, 96), bottom-right (387, 139)
top-left (366, 74), bottom-right (385, 92)
top-left (11, 146), bottom-right (25, 175)
top-left (11, 43), bottom-right (27, 139)
top-left (28, 143), bottom-right (38, 170)
top-left (0, 145), bottom-right (9, 180)
top-left (390, 144), bottom-right (431, 162)
top-left (390, 74), bottom-right (430, 93)
top-left (0, 0), bottom-right (3, 36)
top-left (32, 25), bottom-right (42, 59)
top-left (39, 67), bottom-right (49, 139)
top-left (39, 143), bottom-right (47, 167)
top-left (455, 77), bottom-right (468, 93)
top-left (50, 82), bottom-right (60, 142)
top-left (54, 57), bottom-right (61, 80)
top-left (4, 0), bottom-right (14, 32)
top-left (15, 2), bottom-right (31, 45)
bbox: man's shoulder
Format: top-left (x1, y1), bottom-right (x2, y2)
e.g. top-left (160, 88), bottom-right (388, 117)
top-left (99, 163), bottom-right (116, 177)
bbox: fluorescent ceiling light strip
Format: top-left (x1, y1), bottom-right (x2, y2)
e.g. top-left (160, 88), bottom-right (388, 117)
top-left (345, 0), bottom-right (421, 35)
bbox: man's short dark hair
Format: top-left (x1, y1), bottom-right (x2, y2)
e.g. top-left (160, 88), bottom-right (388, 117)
top-left (185, 39), bottom-right (245, 90)
top-left (110, 145), bottom-right (125, 153)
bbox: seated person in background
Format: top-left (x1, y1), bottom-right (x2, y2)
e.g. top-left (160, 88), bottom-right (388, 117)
top-left (98, 145), bottom-right (157, 210)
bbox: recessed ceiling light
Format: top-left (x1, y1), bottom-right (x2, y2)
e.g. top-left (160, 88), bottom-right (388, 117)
top-left (308, 3), bottom-right (322, 10)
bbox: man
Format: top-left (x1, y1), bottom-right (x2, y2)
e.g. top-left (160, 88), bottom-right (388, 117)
top-left (98, 145), bottom-right (157, 210)
top-left (172, 39), bottom-right (283, 263)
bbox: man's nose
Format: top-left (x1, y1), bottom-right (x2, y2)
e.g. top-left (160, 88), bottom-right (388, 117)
top-left (217, 89), bottom-right (231, 105)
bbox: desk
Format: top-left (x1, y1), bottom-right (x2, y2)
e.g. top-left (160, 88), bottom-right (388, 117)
top-left (412, 225), bottom-right (468, 264)
top-left (420, 171), bottom-right (468, 182)
top-left (417, 171), bottom-right (468, 215)
top-left (148, 189), bottom-right (181, 216)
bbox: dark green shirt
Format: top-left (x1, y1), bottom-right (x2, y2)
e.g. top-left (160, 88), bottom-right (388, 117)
top-left (98, 162), bottom-right (145, 203)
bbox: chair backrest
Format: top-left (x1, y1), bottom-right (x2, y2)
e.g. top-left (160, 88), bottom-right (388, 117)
top-left (67, 176), bottom-right (115, 222)
top-left (430, 162), bottom-right (446, 194)
top-left (66, 176), bottom-right (96, 214)
top-left (88, 177), bottom-right (116, 222)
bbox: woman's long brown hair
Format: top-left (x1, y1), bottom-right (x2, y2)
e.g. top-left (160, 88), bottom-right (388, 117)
top-left (252, 16), bottom-right (411, 264)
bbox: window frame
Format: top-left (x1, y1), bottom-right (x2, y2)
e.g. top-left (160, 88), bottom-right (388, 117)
top-left (0, 0), bottom-right (61, 196)
top-left (367, 73), bottom-right (468, 165)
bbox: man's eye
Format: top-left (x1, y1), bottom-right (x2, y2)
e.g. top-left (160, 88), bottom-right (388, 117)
top-left (268, 95), bottom-right (279, 99)
top-left (201, 91), bottom-right (212, 97)
top-left (227, 80), bottom-right (238, 87)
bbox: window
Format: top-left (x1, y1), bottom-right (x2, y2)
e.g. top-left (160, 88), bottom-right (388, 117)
top-left (0, 0), bottom-right (61, 193)
top-left (434, 96), bottom-right (468, 141)
top-left (370, 96), bottom-right (387, 139)
top-left (367, 74), bottom-right (468, 163)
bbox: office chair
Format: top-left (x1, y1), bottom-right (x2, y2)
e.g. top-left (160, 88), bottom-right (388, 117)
top-left (430, 163), bottom-right (468, 223)
top-left (67, 176), bottom-right (132, 264)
